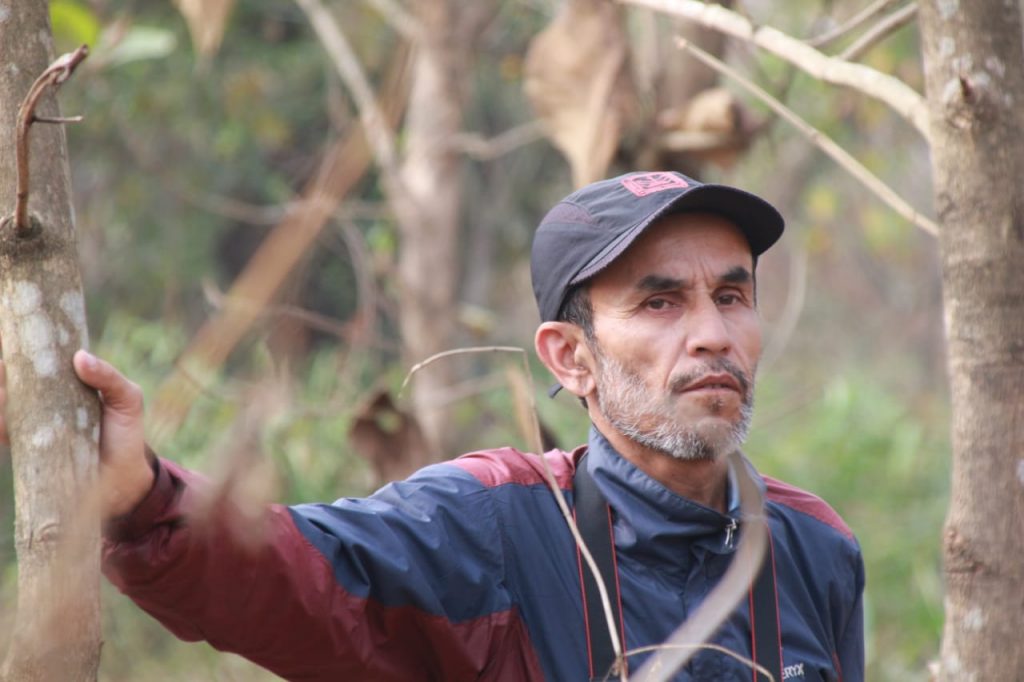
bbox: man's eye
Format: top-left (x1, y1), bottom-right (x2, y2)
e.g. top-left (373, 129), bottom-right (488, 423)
top-left (646, 298), bottom-right (670, 310)
top-left (717, 293), bottom-right (740, 306)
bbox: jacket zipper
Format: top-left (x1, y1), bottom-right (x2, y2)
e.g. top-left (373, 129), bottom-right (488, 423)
top-left (723, 518), bottom-right (738, 549)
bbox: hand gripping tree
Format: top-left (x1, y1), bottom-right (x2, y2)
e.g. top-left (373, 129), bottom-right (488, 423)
top-left (0, 3), bottom-right (102, 680)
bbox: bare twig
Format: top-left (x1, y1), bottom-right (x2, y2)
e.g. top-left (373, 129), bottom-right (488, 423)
top-left (419, 371), bottom-right (510, 409)
top-left (34, 115), bottom-right (84, 124)
top-left (10, 45), bottom-right (88, 235)
top-left (448, 121), bottom-right (546, 161)
top-left (840, 3), bottom-right (918, 62)
top-left (399, 345), bottom-right (626, 679)
top-left (618, 643), bottom-right (773, 682)
top-left (507, 360), bottom-right (627, 680)
top-left (807, 0), bottom-right (901, 47)
top-left (659, 129), bottom-right (748, 153)
top-left (760, 243), bottom-right (809, 372)
top-left (182, 192), bottom-right (299, 225)
top-left (331, 217), bottom-right (382, 350)
top-left (534, 473), bottom-right (628, 681)
top-left (200, 278), bottom-right (355, 340)
top-left (294, 0), bottom-right (404, 190)
top-left (676, 37), bottom-right (938, 236)
top-left (364, 0), bottom-right (424, 43)
top-left (399, 346), bottom-right (530, 395)
top-left (633, 450), bottom-right (770, 682)
top-left (515, 395), bottom-right (629, 681)
top-left (618, 0), bottom-right (930, 141)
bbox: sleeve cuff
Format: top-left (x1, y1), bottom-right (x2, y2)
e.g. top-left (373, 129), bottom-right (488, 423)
top-left (103, 449), bottom-right (177, 543)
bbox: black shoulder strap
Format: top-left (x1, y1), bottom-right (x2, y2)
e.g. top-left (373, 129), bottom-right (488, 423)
top-left (750, 530), bottom-right (783, 682)
top-left (574, 453), bottom-right (784, 682)
top-left (574, 454), bottom-right (625, 681)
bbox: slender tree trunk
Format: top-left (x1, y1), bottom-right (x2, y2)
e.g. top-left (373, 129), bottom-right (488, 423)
top-left (397, 0), bottom-right (495, 457)
top-left (0, 3), bottom-right (102, 680)
top-left (918, 2), bottom-right (1024, 679)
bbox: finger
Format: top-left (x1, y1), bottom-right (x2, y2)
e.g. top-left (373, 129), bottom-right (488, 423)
top-left (73, 350), bottom-right (143, 416)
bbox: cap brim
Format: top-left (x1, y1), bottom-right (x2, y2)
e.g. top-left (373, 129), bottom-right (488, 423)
top-left (570, 184), bottom-right (784, 286)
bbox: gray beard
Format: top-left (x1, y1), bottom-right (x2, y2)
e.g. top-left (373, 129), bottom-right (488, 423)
top-left (593, 349), bottom-right (754, 461)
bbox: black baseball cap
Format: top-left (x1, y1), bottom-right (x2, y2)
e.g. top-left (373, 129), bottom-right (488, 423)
top-left (531, 171), bottom-right (785, 323)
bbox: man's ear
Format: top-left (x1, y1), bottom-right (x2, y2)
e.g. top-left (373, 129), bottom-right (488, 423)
top-left (534, 322), bottom-right (596, 398)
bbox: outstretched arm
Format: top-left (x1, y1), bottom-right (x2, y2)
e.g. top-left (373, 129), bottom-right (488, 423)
top-left (2, 350), bottom-right (521, 680)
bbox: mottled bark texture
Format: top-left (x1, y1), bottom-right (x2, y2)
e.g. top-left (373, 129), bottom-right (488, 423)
top-left (0, 2), bottom-right (102, 680)
top-left (396, 0), bottom-right (497, 458)
top-left (918, 2), bottom-right (1024, 679)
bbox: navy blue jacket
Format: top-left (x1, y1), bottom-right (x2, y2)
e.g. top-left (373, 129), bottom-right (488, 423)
top-left (104, 428), bottom-right (864, 681)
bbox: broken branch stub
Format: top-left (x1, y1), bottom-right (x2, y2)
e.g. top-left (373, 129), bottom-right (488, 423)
top-left (9, 45), bottom-right (88, 237)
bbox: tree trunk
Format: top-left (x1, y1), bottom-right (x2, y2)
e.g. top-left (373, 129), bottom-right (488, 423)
top-left (918, 2), bottom-right (1024, 679)
top-left (397, 0), bottom-right (495, 457)
top-left (0, 3), bottom-right (102, 681)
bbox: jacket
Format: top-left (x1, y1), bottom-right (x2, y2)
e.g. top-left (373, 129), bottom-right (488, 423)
top-left (103, 427), bottom-right (864, 681)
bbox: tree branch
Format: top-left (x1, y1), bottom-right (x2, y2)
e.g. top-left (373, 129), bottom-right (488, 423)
top-left (839, 3), bottom-right (918, 62)
top-left (633, 450), bottom-right (769, 682)
top-left (675, 37), bottom-right (938, 236)
top-left (399, 346), bottom-right (530, 395)
top-left (760, 243), bottom-right (809, 372)
top-left (618, 0), bottom-right (931, 141)
top-left (447, 121), bottom-right (546, 160)
top-left (294, 0), bottom-right (404, 190)
top-left (9, 45), bottom-right (88, 236)
top-left (807, 0), bottom-right (902, 47)
top-left (399, 346), bottom-right (628, 680)
top-left (363, 0), bottom-right (425, 43)
top-left (623, 643), bottom-right (773, 681)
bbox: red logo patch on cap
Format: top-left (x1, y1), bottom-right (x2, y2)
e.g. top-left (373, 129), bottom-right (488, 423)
top-left (621, 172), bottom-right (689, 197)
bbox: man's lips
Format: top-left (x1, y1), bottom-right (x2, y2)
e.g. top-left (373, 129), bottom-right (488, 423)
top-left (680, 373), bottom-right (742, 393)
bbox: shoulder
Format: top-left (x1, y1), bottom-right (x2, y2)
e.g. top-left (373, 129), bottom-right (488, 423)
top-left (447, 445), bottom-right (583, 491)
top-left (762, 475), bottom-right (857, 545)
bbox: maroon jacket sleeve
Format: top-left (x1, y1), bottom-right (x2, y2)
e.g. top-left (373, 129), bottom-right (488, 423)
top-left (102, 458), bottom-right (537, 681)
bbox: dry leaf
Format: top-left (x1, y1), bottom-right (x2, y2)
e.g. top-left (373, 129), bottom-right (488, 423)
top-left (173, 0), bottom-right (236, 57)
top-left (524, 0), bottom-right (636, 187)
top-left (349, 390), bottom-right (431, 484)
top-left (656, 86), bottom-right (751, 169)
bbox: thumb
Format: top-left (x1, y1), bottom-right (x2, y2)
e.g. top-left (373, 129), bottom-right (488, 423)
top-left (73, 350), bottom-right (143, 417)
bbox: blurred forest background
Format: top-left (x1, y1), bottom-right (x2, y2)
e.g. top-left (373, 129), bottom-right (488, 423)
top-left (1, 0), bottom-right (949, 679)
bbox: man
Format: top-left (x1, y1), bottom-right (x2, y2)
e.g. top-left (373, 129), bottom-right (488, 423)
top-left (1, 171), bottom-right (864, 681)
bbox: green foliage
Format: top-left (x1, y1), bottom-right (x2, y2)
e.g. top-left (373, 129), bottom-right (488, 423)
top-left (749, 373), bottom-right (949, 681)
top-left (100, 26), bottom-right (179, 68)
top-left (50, 0), bottom-right (101, 50)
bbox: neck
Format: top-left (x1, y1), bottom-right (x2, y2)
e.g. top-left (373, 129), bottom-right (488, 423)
top-left (595, 422), bottom-right (730, 513)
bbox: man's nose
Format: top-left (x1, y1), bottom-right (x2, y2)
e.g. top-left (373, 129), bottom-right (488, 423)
top-left (685, 300), bottom-right (731, 356)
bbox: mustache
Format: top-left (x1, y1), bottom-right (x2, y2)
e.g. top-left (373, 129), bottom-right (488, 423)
top-left (668, 358), bottom-right (751, 396)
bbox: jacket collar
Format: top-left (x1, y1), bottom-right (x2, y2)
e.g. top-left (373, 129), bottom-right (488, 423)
top-left (585, 425), bottom-right (764, 560)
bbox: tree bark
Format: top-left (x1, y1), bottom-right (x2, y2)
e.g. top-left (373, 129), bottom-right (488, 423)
top-left (0, 3), bottom-right (102, 681)
top-left (396, 0), bottom-right (496, 457)
top-left (917, 2), bottom-right (1024, 679)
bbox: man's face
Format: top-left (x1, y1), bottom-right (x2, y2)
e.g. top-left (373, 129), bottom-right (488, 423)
top-left (584, 212), bottom-right (762, 461)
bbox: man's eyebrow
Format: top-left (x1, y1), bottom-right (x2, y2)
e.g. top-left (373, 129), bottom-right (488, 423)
top-left (636, 274), bottom-right (687, 292)
top-left (636, 268), bottom-right (751, 292)
top-left (721, 266), bottom-right (752, 285)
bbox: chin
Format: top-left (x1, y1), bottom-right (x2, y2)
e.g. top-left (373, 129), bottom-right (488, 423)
top-left (679, 418), bottom-right (748, 461)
